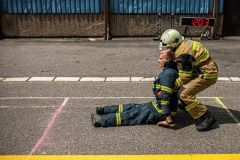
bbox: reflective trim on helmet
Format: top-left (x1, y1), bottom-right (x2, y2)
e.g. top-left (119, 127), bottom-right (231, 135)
top-left (181, 36), bottom-right (185, 42)
top-left (159, 41), bottom-right (169, 50)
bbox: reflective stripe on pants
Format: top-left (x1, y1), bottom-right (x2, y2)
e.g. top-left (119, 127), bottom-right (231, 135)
top-left (179, 76), bottom-right (217, 119)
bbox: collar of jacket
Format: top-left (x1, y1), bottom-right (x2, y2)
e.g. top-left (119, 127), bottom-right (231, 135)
top-left (164, 61), bottom-right (177, 69)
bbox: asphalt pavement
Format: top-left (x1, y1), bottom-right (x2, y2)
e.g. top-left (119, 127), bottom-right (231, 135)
top-left (0, 38), bottom-right (239, 159)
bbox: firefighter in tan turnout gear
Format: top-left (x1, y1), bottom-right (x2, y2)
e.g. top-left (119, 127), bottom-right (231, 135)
top-left (160, 29), bottom-right (218, 131)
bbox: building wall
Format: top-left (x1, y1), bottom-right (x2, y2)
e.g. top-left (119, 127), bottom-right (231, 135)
top-left (1, 13), bottom-right (223, 37)
top-left (1, 0), bottom-right (223, 14)
top-left (0, 0), bottom-right (103, 13)
top-left (1, 14), bottom-right (104, 37)
top-left (110, 14), bottom-right (223, 37)
top-left (109, 0), bottom-right (223, 14)
top-left (0, 0), bottom-right (224, 38)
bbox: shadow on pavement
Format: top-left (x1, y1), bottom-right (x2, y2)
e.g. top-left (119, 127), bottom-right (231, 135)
top-left (173, 105), bottom-right (240, 130)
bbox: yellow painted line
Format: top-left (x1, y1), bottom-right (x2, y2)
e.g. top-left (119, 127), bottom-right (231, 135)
top-left (215, 97), bottom-right (240, 126)
top-left (0, 155), bottom-right (240, 160)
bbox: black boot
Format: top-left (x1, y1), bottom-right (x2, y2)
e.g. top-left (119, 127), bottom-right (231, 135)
top-left (91, 113), bottom-right (102, 127)
top-left (96, 107), bottom-right (105, 115)
top-left (195, 111), bottom-right (216, 131)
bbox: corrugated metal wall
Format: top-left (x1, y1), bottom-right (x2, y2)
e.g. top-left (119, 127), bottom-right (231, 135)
top-left (0, 0), bottom-right (103, 13)
top-left (0, 0), bottom-right (223, 14)
top-left (109, 0), bottom-right (224, 14)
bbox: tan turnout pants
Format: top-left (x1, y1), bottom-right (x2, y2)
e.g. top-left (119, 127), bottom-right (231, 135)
top-left (179, 76), bottom-right (217, 119)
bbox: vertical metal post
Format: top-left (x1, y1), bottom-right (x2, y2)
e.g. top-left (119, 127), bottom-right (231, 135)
top-left (104, 0), bottom-right (110, 40)
top-left (171, 12), bottom-right (174, 29)
top-left (158, 13), bottom-right (161, 36)
top-left (0, 0), bottom-right (3, 39)
top-left (213, 0), bottom-right (219, 19)
top-left (212, 0), bottom-right (219, 38)
top-left (153, 13), bottom-right (162, 41)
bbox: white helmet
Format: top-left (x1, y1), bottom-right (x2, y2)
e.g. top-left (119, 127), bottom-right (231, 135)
top-left (160, 29), bottom-right (184, 49)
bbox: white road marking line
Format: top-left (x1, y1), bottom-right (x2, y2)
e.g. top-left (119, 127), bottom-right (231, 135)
top-left (28, 77), bottom-right (55, 81)
top-left (131, 77), bottom-right (144, 81)
top-left (0, 96), bottom-right (221, 100)
top-left (0, 106), bottom-right (56, 109)
top-left (54, 77), bottom-right (80, 81)
top-left (217, 81), bottom-right (240, 83)
top-left (3, 77), bottom-right (29, 82)
top-left (141, 77), bottom-right (155, 81)
top-left (215, 97), bottom-right (240, 126)
top-left (229, 77), bottom-right (240, 81)
top-left (106, 77), bottom-right (130, 81)
top-left (80, 77), bottom-right (105, 81)
top-left (0, 76), bottom-right (239, 82)
top-left (217, 77), bottom-right (231, 81)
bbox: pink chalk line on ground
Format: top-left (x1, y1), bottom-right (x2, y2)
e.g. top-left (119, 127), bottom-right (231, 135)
top-left (29, 97), bottom-right (69, 155)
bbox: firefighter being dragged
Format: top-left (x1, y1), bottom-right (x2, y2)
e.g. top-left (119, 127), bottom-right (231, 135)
top-left (160, 29), bottom-right (218, 131)
top-left (91, 49), bottom-right (179, 127)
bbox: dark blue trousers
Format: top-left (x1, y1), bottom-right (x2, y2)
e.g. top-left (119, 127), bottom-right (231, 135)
top-left (100, 102), bottom-right (164, 127)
